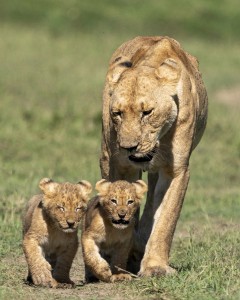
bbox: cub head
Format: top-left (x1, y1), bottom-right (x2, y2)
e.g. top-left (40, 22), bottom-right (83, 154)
top-left (107, 39), bottom-right (185, 170)
top-left (39, 178), bottom-right (92, 233)
top-left (95, 179), bottom-right (147, 229)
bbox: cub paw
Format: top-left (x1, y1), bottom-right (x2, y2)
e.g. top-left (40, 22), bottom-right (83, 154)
top-left (56, 281), bottom-right (75, 289)
top-left (32, 273), bottom-right (58, 288)
top-left (138, 265), bottom-right (176, 277)
top-left (54, 277), bottom-right (75, 287)
top-left (110, 273), bottom-right (132, 282)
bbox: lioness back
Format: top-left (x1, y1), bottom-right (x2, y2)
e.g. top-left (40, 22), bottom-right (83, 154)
top-left (23, 178), bottom-right (92, 288)
top-left (81, 179), bottom-right (147, 283)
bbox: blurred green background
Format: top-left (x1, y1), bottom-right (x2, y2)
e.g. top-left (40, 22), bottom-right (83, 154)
top-left (0, 0), bottom-right (239, 199)
top-left (0, 1), bottom-right (239, 299)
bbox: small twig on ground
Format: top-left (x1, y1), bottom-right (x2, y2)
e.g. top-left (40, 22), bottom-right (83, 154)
top-left (114, 266), bottom-right (139, 278)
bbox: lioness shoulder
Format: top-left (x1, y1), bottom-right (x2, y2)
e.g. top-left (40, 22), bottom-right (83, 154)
top-left (23, 178), bottom-right (92, 288)
top-left (81, 179), bottom-right (147, 283)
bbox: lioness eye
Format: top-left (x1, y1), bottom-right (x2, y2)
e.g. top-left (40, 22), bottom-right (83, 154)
top-left (76, 207), bottom-right (81, 212)
top-left (127, 200), bottom-right (134, 205)
top-left (142, 109), bottom-right (153, 116)
top-left (111, 199), bottom-right (117, 205)
top-left (112, 111), bottom-right (122, 117)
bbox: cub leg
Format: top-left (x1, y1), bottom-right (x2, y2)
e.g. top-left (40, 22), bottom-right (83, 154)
top-left (110, 244), bottom-right (132, 282)
top-left (82, 237), bottom-right (112, 282)
top-left (52, 238), bottom-right (78, 287)
top-left (23, 237), bottom-right (57, 288)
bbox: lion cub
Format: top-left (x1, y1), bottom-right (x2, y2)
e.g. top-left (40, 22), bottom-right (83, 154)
top-left (23, 178), bottom-right (92, 288)
top-left (81, 179), bottom-right (147, 283)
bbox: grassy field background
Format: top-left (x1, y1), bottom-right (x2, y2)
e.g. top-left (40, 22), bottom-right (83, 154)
top-left (0, 1), bottom-right (239, 299)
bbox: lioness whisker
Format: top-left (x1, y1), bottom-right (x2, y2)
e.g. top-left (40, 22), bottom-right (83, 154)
top-left (112, 150), bottom-right (120, 158)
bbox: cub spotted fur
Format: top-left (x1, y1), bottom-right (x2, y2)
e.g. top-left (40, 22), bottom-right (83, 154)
top-left (81, 179), bottom-right (147, 283)
top-left (23, 178), bottom-right (92, 288)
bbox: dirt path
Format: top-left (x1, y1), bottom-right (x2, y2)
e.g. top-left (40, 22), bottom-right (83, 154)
top-left (2, 246), bottom-right (141, 300)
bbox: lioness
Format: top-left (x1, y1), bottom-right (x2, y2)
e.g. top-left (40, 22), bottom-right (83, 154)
top-left (23, 178), bottom-right (92, 288)
top-left (100, 36), bottom-right (208, 276)
top-left (81, 179), bottom-right (147, 283)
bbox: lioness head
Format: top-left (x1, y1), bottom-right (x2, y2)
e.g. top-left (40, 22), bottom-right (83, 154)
top-left (39, 178), bottom-right (92, 233)
top-left (107, 39), bottom-right (183, 170)
top-left (95, 179), bottom-right (147, 229)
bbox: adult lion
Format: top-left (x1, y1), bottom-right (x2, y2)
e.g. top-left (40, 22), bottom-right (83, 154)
top-left (100, 36), bottom-right (208, 277)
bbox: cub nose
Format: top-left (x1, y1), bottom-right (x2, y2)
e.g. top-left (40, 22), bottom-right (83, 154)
top-left (67, 220), bottom-right (75, 228)
top-left (118, 210), bottom-right (127, 219)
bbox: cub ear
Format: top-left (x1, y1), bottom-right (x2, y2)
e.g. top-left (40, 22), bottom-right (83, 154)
top-left (39, 178), bottom-right (59, 195)
top-left (77, 180), bottom-right (92, 199)
top-left (132, 180), bottom-right (148, 199)
top-left (95, 179), bottom-right (111, 196)
top-left (155, 58), bottom-right (181, 82)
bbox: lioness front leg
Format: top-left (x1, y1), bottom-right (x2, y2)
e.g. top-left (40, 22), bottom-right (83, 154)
top-left (139, 168), bottom-right (190, 277)
top-left (23, 237), bottom-right (57, 287)
top-left (138, 172), bottom-right (159, 248)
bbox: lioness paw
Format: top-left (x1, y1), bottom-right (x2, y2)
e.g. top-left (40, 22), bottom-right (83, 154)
top-left (110, 273), bottom-right (132, 282)
top-left (138, 265), bottom-right (177, 277)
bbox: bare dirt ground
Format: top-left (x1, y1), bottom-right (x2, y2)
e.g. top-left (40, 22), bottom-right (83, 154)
top-left (19, 247), bottom-right (140, 299)
top-left (2, 246), bottom-right (140, 300)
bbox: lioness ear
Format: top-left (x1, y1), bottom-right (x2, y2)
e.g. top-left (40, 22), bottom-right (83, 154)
top-left (132, 180), bottom-right (148, 199)
top-left (107, 56), bottom-right (132, 85)
top-left (77, 180), bottom-right (92, 200)
top-left (95, 179), bottom-right (111, 196)
top-left (39, 178), bottom-right (59, 195)
top-left (155, 58), bottom-right (181, 82)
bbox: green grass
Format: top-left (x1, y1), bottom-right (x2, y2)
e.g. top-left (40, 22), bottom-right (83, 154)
top-left (0, 0), bottom-right (240, 299)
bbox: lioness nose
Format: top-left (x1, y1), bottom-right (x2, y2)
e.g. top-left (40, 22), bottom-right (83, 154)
top-left (67, 220), bottom-right (75, 228)
top-left (121, 145), bottom-right (138, 152)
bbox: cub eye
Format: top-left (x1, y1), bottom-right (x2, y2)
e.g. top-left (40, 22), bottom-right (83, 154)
top-left (127, 200), bottom-right (134, 205)
top-left (112, 111), bottom-right (122, 118)
top-left (57, 205), bottom-right (65, 212)
top-left (110, 199), bottom-right (117, 205)
top-left (142, 109), bottom-right (153, 117)
top-left (76, 206), bottom-right (87, 212)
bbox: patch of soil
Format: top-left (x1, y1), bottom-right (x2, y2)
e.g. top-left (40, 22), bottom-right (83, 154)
top-left (2, 246), bottom-right (138, 300)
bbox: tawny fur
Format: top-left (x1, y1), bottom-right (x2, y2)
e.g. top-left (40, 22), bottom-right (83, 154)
top-left (22, 178), bottom-right (92, 288)
top-left (81, 180), bottom-right (147, 283)
top-left (100, 36), bottom-right (208, 276)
